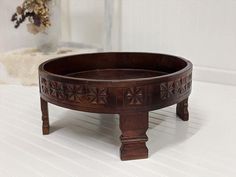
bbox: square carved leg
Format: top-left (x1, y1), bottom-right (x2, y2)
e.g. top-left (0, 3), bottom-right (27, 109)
top-left (176, 98), bottom-right (189, 121)
top-left (40, 98), bottom-right (50, 135)
top-left (119, 112), bottom-right (149, 161)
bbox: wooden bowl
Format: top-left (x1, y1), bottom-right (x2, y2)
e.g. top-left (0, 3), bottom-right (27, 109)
top-left (39, 52), bottom-right (193, 160)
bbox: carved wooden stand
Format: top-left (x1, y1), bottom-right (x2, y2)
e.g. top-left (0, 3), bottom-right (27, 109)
top-left (39, 52), bottom-right (192, 161)
top-left (40, 98), bottom-right (50, 135)
top-left (177, 98), bottom-right (189, 121)
top-left (40, 98), bottom-right (189, 160)
top-left (119, 112), bottom-right (149, 160)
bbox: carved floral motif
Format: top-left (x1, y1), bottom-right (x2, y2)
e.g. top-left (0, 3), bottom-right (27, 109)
top-left (124, 87), bottom-right (145, 105)
top-left (160, 74), bottom-right (192, 100)
top-left (40, 73), bottom-right (192, 106)
top-left (87, 87), bottom-right (108, 105)
top-left (40, 78), bottom-right (108, 105)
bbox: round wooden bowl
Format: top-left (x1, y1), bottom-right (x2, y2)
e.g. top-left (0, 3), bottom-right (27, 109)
top-left (39, 52), bottom-right (193, 160)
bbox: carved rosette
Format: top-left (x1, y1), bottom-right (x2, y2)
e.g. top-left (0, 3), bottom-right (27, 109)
top-left (87, 87), bottom-right (108, 105)
top-left (124, 87), bottom-right (146, 105)
top-left (160, 73), bottom-right (192, 100)
top-left (40, 78), bottom-right (108, 105)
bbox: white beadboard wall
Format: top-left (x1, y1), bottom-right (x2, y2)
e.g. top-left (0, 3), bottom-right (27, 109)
top-left (120, 0), bottom-right (236, 85)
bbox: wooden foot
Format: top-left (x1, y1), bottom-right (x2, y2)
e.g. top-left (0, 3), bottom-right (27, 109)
top-left (40, 98), bottom-right (50, 135)
top-left (176, 98), bottom-right (189, 121)
top-left (119, 112), bottom-right (149, 161)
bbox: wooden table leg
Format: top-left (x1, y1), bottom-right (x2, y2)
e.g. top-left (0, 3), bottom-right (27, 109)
top-left (176, 98), bottom-right (189, 121)
top-left (119, 112), bottom-right (149, 160)
top-left (40, 98), bottom-right (50, 135)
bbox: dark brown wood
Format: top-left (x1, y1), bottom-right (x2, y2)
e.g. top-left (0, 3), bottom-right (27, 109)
top-left (40, 98), bottom-right (50, 135)
top-left (38, 52), bottom-right (193, 160)
top-left (120, 112), bottom-right (148, 161)
top-left (177, 98), bottom-right (189, 121)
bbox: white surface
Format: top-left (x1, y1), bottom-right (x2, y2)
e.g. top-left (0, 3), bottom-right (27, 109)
top-left (0, 81), bottom-right (236, 177)
top-left (0, 47), bottom-right (99, 85)
top-left (120, 0), bottom-right (236, 85)
top-left (194, 66), bottom-right (236, 86)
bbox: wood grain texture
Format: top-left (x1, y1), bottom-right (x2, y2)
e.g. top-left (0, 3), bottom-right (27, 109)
top-left (120, 112), bottom-right (149, 160)
top-left (177, 98), bottom-right (189, 121)
top-left (40, 98), bottom-right (49, 135)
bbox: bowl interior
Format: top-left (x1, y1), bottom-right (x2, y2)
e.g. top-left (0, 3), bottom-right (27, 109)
top-left (42, 53), bottom-right (188, 80)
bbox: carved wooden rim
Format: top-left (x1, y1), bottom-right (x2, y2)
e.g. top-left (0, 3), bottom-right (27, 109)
top-left (39, 52), bottom-right (192, 85)
top-left (39, 52), bottom-right (193, 113)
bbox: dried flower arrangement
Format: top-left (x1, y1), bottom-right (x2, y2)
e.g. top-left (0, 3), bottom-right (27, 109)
top-left (11, 0), bottom-right (52, 34)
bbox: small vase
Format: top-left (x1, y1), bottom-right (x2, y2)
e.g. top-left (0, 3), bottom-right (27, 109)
top-left (35, 0), bottom-right (61, 53)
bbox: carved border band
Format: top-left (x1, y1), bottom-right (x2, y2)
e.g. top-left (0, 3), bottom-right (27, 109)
top-left (40, 72), bottom-right (192, 107)
top-left (160, 73), bottom-right (192, 100)
top-left (40, 78), bottom-right (108, 105)
top-left (40, 77), bottom-right (148, 107)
